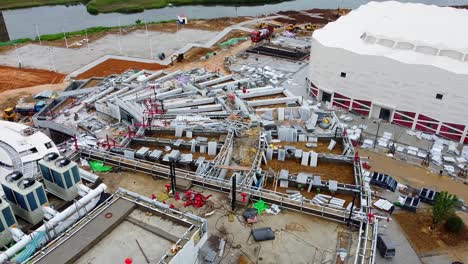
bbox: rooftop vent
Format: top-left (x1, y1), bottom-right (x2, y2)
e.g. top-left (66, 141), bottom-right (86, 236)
top-left (43, 152), bottom-right (60, 162)
top-left (17, 178), bottom-right (36, 189)
top-left (6, 171), bottom-right (23, 182)
top-left (55, 158), bottom-right (71, 168)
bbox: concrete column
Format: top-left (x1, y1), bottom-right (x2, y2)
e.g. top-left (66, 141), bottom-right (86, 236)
top-left (411, 113), bottom-right (419, 130)
top-left (460, 126), bottom-right (468, 144)
top-left (348, 98), bottom-right (354, 111)
top-left (436, 121), bottom-right (442, 134)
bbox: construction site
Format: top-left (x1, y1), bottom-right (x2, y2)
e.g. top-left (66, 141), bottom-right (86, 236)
top-left (0, 4), bottom-right (467, 264)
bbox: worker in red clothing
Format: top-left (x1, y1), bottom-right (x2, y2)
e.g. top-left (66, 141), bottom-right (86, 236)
top-left (242, 86), bottom-right (247, 93)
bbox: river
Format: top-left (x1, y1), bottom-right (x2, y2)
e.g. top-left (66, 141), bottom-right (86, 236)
top-left (2, 0), bottom-right (468, 40)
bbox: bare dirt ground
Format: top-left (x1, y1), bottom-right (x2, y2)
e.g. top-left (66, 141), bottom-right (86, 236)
top-left (359, 148), bottom-right (468, 201)
top-left (394, 210), bottom-right (468, 263)
top-left (0, 65), bottom-right (65, 92)
top-left (75, 58), bottom-right (167, 79)
top-left (0, 83), bottom-right (68, 110)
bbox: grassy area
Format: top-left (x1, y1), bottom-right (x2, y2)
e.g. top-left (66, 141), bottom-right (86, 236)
top-left (87, 0), bottom-right (290, 14)
top-left (0, 0), bottom-right (88, 10)
top-left (1, 0), bottom-right (289, 13)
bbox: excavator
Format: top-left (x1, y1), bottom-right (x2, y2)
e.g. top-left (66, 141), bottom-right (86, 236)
top-left (2, 107), bottom-right (17, 122)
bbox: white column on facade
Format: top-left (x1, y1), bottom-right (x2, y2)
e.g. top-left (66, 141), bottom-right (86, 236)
top-left (460, 126), bottom-right (468, 144)
top-left (349, 98), bottom-right (354, 111)
top-left (436, 121), bottom-right (442, 134)
top-left (411, 113), bottom-right (419, 130)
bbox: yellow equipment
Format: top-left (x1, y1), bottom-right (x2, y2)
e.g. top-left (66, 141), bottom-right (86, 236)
top-left (304, 24), bottom-right (317, 31)
top-left (286, 24), bottom-right (295, 32)
top-left (2, 107), bottom-right (16, 121)
top-left (258, 22), bottom-right (268, 29)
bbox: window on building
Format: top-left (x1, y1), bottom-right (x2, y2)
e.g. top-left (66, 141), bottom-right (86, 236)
top-left (435, 93), bottom-right (443, 100)
top-left (340, 72), bottom-right (347, 78)
top-left (45, 142), bottom-right (53, 149)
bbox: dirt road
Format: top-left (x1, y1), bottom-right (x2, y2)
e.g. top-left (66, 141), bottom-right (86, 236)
top-left (0, 65), bottom-right (65, 92)
top-left (359, 148), bottom-right (468, 201)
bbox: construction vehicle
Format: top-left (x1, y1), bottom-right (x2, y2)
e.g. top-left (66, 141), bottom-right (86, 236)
top-left (250, 25), bottom-right (274, 43)
top-left (286, 24), bottom-right (295, 32)
top-left (2, 107), bottom-right (17, 121)
top-left (14, 100), bottom-right (46, 114)
top-left (304, 24), bottom-right (318, 31)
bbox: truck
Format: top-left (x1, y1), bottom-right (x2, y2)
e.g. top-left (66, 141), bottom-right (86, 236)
top-left (14, 101), bottom-right (46, 114)
top-left (250, 25), bottom-right (274, 43)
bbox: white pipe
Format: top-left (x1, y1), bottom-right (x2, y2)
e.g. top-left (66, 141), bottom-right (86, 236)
top-left (0, 183), bottom-right (107, 263)
top-left (78, 184), bottom-right (91, 194)
top-left (10, 228), bottom-right (25, 243)
top-left (52, 196), bottom-right (101, 237)
top-left (42, 206), bottom-right (58, 220)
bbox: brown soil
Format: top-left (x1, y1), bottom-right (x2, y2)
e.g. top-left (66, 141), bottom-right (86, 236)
top-left (394, 211), bottom-right (468, 257)
top-left (181, 30), bottom-right (249, 64)
top-left (253, 103), bottom-right (290, 109)
top-left (270, 140), bottom-right (344, 155)
top-left (262, 158), bottom-right (355, 184)
top-left (75, 58), bottom-right (167, 79)
top-left (81, 79), bottom-right (102, 88)
top-left (273, 17), bottom-right (298, 24)
top-left (244, 93), bottom-right (286, 101)
top-left (232, 127), bottom-right (260, 167)
top-left (0, 65), bottom-right (65, 92)
top-left (0, 82), bottom-right (68, 112)
top-left (288, 13), bottom-right (329, 24)
top-left (359, 148), bottom-right (468, 201)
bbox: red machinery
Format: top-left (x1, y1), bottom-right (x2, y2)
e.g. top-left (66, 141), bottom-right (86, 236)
top-left (250, 25), bottom-right (274, 42)
top-left (184, 190), bottom-right (212, 208)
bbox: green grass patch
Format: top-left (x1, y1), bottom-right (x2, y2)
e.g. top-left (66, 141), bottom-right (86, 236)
top-left (37, 26), bottom-right (113, 41)
top-left (0, 0), bottom-right (88, 10)
top-left (87, 0), bottom-right (290, 13)
top-left (0, 38), bottom-right (32, 46)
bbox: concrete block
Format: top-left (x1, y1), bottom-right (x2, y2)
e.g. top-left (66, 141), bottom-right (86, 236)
top-left (278, 149), bottom-right (286, 161)
top-left (279, 170), bottom-right (289, 180)
top-left (298, 134), bottom-right (306, 142)
top-left (186, 130), bottom-right (193, 138)
top-left (279, 180), bottom-right (289, 188)
top-left (266, 148), bottom-right (273, 160)
top-left (309, 151), bottom-right (318, 167)
top-left (200, 145), bottom-right (206, 153)
top-left (301, 151), bottom-right (309, 166)
top-left (294, 149), bottom-right (303, 158)
top-left (208, 141), bottom-right (217, 156)
top-left (278, 108), bottom-right (284, 121)
top-left (191, 140), bottom-right (196, 153)
top-left (329, 180), bottom-right (338, 192)
top-left (328, 139), bottom-right (336, 150)
top-left (175, 125), bottom-right (184, 137)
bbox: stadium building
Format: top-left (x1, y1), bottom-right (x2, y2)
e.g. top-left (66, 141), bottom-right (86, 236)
top-left (307, 1), bottom-right (468, 143)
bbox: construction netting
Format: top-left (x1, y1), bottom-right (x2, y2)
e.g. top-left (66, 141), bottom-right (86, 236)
top-left (88, 161), bottom-right (112, 172)
top-left (218, 37), bottom-right (248, 47)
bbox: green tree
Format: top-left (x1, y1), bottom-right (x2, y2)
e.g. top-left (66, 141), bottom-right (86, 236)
top-left (445, 215), bottom-right (465, 234)
top-left (432, 191), bottom-right (458, 224)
